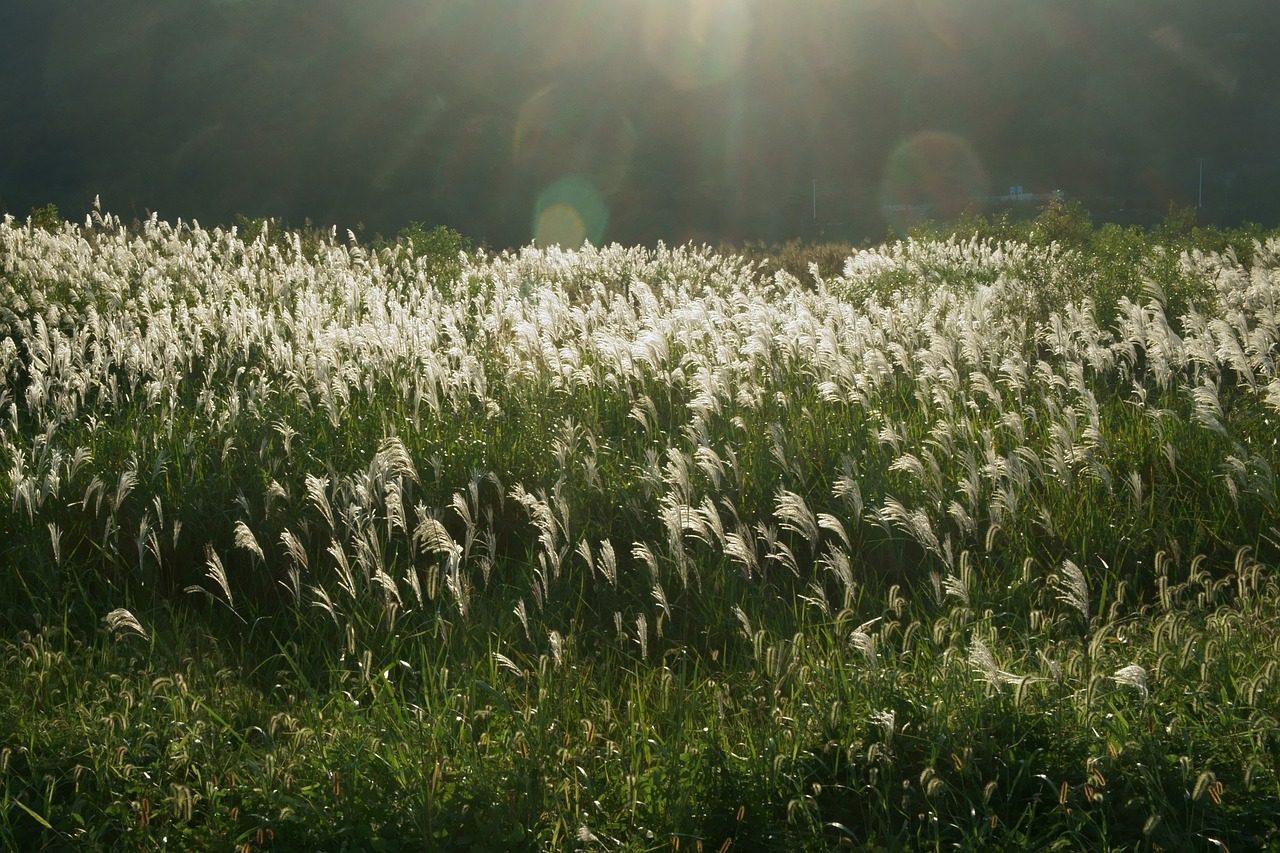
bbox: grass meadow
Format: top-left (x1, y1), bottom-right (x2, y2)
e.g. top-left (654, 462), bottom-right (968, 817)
top-left (1, 201), bottom-right (1278, 850)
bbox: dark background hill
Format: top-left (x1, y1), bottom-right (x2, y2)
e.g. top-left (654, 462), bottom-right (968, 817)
top-left (3, 0), bottom-right (1278, 247)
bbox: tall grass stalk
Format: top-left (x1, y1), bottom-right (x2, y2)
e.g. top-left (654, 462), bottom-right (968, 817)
top-left (1, 209), bottom-right (1278, 849)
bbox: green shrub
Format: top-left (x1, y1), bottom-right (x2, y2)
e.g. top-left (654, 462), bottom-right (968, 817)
top-left (26, 203), bottom-right (62, 233)
top-left (388, 221), bottom-right (473, 288)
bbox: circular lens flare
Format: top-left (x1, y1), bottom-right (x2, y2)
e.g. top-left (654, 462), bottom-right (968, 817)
top-left (533, 176), bottom-right (608, 247)
top-left (880, 131), bottom-right (989, 230)
top-left (914, 0), bottom-right (966, 50)
top-left (535, 204), bottom-right (587, 248)
top-left (643, 0), bottom-right (752, 90)
top-left (515, 86), bottom-right (636, 196)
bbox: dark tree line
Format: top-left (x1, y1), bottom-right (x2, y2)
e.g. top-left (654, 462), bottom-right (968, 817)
top-left (2, 0), bottom-right (1278, 247)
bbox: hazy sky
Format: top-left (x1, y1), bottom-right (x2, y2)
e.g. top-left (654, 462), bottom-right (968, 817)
top-left (2, 0), bottom-right (1276, 246)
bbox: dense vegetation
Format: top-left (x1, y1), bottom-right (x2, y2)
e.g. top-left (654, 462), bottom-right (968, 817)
top-left (1, 201), bottom-right (1278, 850)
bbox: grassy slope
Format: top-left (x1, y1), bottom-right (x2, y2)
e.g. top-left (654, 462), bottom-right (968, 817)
top-left (0, 205), bottom-right (1278, 851)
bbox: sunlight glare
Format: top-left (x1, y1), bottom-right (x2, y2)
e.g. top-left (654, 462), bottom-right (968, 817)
top-left (880, 131), bottom-right (989, 230)
top-left (642, 0), bottom-right (752, 90)
top-left (534, 176), bottom-right (609, 247)
top-left (515, 87), bottom-right (637, 196)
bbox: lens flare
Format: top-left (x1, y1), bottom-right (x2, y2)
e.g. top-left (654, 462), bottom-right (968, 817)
top-left (643, 0), bottom-right (752, 90)
top-left (914, 0), bottom-right (967, 51)
top-left (436, 114), bottom-right (512, 200)
top-left (515, 86), bottom-right (636, 195)
top-left (516, 0), bottom-right (628, 75)
top-left (534, 204), bottom-right (587, 248)
top-left (370, 96), bottom-right (447, 192)
top-left (880, 131), bottom-right (989, 230)
top-left (533, 176), bottom-right (608, 247)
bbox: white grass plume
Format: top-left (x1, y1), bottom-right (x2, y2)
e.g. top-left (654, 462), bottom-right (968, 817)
top-left (414, 515), bottom-right (456, 555)
top-left (942, 572), bottom-right (971, 608)
top-left (850, 618), bottom-right (880, 670)
top-left (233, 520), bottom-right (264, 563)
top-left (723, 526), bottom-right (758, 579)
top-left (1057, 559), bottom-right (1091, 626)
top-left (305, 474), bottom-right (335, 531)
top-left (775, 488), bottom-right (819, 549)
top-left (1113, 663), bottom-right (1149, 699)
top-left (186, 544), bottom-right (243, 621)
top-left (969, 636), bottom-right (1037, 689)
top-left (373, 435), bottom-right (419, 485)
top-left (280, 527), bottom-right (309, 571)
top-left (493, 650), bottom-right (525, 680)
top-left (102, 607), bottom-right (148, 641)
top-left (870, 709), bottom-right (896, 746)
top-left (598, 539), bottom-right (617, 589)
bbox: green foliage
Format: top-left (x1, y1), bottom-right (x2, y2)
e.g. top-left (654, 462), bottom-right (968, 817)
top-left (1028, 197), bottom-right (1095, 249)
top-left (726, 238), bottom-right (859, 286)
top-left (231, 212), bottom-right (334, 262)
top-left (386, 221), bottom-right (474, 290)
top-left (1157, 201), bottom-right (1200, 240)
top-left (26, 203), bottom-right (62, 233)
top-left (764, 202), bottom-right (1280, 339)
top-left (1, 209), bottom-right (1279, 849)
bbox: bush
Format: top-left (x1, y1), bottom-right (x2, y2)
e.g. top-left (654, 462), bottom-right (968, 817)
top-left (27, 203), bottom-right (63, 233)
top-left (388, 221), bottom-right (473, 287)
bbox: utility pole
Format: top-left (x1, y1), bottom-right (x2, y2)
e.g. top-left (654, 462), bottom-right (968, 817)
top-left (1197, 157), bottom-right (1205, 208)
top-left (812, 180), bottom-right (817, 221)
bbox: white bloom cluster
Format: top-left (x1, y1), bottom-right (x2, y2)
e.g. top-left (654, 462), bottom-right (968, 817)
top-left (1, 212), bottom-right (1276, 646)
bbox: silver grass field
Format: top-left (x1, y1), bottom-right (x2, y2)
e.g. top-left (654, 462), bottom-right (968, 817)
top-left (0, 206), bottom-right (1278, 851)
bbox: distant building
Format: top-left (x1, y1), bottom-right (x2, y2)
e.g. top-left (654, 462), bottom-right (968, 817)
top-left (983, 185), bottom-right (1065, 204)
